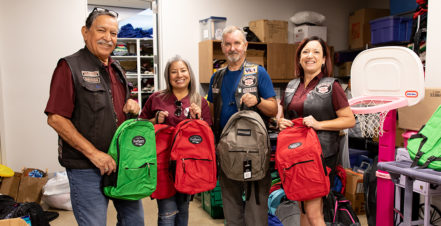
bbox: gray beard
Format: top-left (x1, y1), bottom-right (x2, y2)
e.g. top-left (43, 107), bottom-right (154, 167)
top-left (227, 54), bottom-right (240, 63)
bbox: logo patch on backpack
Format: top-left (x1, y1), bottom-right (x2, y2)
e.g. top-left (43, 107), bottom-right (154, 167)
top-left (132, 136), bottom-right (146, 147)
top-left (189, 135), bottom-right (202, 144)
top-left (288, 142), bottom-right (302, 149)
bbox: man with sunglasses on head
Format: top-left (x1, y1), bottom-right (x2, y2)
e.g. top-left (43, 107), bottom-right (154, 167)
top-left (207, 26), bottom-right (278, 226)
top-left (45, 8), bottom-right (143, 226)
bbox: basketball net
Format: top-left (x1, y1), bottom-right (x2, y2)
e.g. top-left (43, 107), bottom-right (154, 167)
top-left (355, 110), bottom-right (389, 138)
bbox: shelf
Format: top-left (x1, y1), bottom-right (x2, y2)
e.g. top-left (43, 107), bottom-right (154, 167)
top-left (115, 37), bottom-right (158, 107)
top-left (126, 73), bottom-right (155, 78)
top-left (131, 91), bottom-right (154, 94)
top-left (198, 40), bottom-right (296, 83)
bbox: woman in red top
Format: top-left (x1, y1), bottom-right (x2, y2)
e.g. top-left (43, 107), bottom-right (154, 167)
top-left (139, 55), bottom-right (212, 226)
top-left (278, 37), bottom-right (355, 226)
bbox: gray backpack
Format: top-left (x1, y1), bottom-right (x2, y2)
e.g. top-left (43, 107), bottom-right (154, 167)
top-left (217, 110), bottom-right (270, 181)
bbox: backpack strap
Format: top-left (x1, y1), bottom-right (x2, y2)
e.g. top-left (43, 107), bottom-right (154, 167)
top-left (245, 181), bottom-right (260, 205)
top-left (421, 156), bottom-right (441, 169)
top-left (211, 67), bottom-right (227, 142)
top-left (283, 79), bottom-right (300, 118)
top-left (301, 201), bottom-right (306, 214)
top-left (409, 132), bottom-right (428, 168)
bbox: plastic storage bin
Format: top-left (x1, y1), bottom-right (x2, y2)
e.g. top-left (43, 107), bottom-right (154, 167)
top-left (201, 181), bottom-right (224, 219)
top-left (199, 16), bottom-right (227, 41)
top-left (390, 0), bottom-right (418, 15)
top-left (370, 16), bottom-right (413, 45)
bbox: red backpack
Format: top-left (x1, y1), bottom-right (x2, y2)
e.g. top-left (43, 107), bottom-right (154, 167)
top-left (276, 118), bottom-right (330, 201)
top-left (151, 124), bottom-right (176, 199)
top-left (170, 119), bottom-right (217, 194)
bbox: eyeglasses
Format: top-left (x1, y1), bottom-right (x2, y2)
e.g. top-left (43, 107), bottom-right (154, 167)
top-left (175, 100), bottom-right (182, 117)
top-left (92, 7), bottom-right (119, 18)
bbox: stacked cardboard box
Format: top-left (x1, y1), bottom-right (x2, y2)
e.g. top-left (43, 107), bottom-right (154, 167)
top-left (348, 8), bottom-right (389, 49)
top-left (398, 88), bottom-right (441, 131)
top-left (293, 25), bottom-right (327, 43)
top-left (345, 169), bottom-right (365, 214)
top-left (249, 20), bottom-right (288, 43)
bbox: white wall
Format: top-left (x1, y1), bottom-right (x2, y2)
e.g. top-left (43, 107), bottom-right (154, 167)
top-left (158, 0), bottom-right (379, 90)
top-left (425, 0), bottom-right (441, 87)
top-left (0, 0), bottom-right (87, 172)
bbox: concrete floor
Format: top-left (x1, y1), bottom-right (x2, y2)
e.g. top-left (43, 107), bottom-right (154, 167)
top-left (49, 198), bottom-right (368, 225)
top-left (50, 197), bottom-right (224, 226)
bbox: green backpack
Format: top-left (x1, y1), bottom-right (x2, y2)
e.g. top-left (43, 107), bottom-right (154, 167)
top-left (408, 105), bottom-right (441, 170)
top-left (103, 119), bottom-right (157, 200)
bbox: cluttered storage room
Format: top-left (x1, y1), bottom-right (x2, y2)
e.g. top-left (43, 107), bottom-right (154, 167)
top-left (0, 0), bottom-right (440, 225)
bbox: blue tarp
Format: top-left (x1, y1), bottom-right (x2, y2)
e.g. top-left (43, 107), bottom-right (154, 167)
top-left (118, 24), bottom-right (153, 38)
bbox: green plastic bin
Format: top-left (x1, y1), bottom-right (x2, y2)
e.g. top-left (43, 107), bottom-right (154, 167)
top-left (201, 181), bottom-right (224, 219)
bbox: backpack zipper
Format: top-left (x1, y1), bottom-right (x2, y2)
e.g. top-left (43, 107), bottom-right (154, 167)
top-left (181, 158), bottom-right (212, 174)
top-left (283, 160), bottom-right (313, 182)
top-left (229, 150), bottom-right (259, 153)
top-left (125, 162), bottom-right (155, 176)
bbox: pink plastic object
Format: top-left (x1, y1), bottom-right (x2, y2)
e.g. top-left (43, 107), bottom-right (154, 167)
top-left (348, 96), bottom-right (407, 114)
top-left (376, 110), bottom-right (397, 226)
top-left (402, 130), bottom-right (418, 149)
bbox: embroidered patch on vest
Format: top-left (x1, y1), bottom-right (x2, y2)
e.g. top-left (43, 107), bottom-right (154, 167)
top-left (316, 83), bottom-right (332, 94)
top-left (243, 87), bottom-right (257, 93)
top-left (244, 66), bottom-right (258, 75)
top-left (81, 71), bottom-right (100, 83)
top-left (241, 75), bottom-right (257, 87)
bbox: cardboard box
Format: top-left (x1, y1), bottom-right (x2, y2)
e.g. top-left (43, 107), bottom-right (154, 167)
top-left (337, 61), bottom-right (353, 77)
top-left (348, 8), bottom-right (389, 49)
top-left (0, 218), bottom-right (28, 226)
top-left (398, 88), bottom-right (441, 131)
top-left (396, 127), bottom-right (405, 147)
top-left (345, 193), bottom-right (366, 214)
top-left (345, 169), bottom-right (364, 194)
top-left (294, 25), bottom-right (327, 43)
top-left (249, 20), bottom-right (288, 43)
top-left (246, 49), bottom-right (265, 67)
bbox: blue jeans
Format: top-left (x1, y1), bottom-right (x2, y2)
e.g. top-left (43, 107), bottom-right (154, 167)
top-left (156, 193), bottom-right (190, 226)
top-left (67, 168), bottom-right (144, 226)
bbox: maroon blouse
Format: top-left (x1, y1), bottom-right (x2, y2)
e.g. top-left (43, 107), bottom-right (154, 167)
top-left (281, 73), bottom-right (349, 117)
top-left (139, 91), bottom-right (212, 127)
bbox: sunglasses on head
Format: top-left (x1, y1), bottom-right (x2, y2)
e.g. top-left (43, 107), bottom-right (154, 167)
top-left (92, 7), bottom-right (119, 18)
top-left (175, 100), bottom-right (182, 117)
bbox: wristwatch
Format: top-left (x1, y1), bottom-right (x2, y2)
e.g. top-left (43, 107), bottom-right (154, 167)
top-left (255, 96), bottom-right (262, 107)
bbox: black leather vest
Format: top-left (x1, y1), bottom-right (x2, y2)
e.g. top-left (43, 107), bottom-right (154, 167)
top-left (284, 77), bottom-right (340, 158)
top-left (59, 47), bottom-right (129, 168)
top-left (211, 61), bottom-right (262, 142)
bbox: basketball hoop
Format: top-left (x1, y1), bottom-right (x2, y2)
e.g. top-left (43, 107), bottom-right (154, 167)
top-left (349, 96), bottom-right (408, 138)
